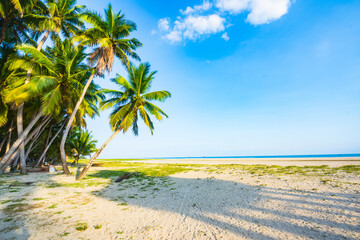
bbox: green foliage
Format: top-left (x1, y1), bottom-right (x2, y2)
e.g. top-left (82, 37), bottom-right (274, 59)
top-left (78, 4), bottom-right (142, 73)
top-left (66, 127), bottom-right (97, 162)
top-left (101, 62), bottom-right (171, 134)
top-left (25, 0), bottom-right (85, 37)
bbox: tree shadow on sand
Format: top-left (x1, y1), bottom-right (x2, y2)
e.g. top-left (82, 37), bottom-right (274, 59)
top-left (88, 170), bottom-right (360, 240)
top-left (0, 172), bottom-right (69, 240)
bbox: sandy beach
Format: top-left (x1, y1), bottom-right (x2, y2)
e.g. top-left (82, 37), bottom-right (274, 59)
top-left (0, 161), bottom-right (359, 240)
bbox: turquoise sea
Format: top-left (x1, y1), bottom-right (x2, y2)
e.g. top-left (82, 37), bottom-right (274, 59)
top-left (153, 153), bottom-right (360, 160)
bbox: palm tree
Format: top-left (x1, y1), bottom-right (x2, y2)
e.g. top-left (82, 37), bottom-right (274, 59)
top-left (60, 4), bottom-right (142, 174)
top-left (14, 0), bottom-right (85, 173)
top-left (1, 37), bottom-right (102, 172)
top-left (66, 127), bottom-right (97, 165)
top-left (76, 62), bottom-right (171, 180)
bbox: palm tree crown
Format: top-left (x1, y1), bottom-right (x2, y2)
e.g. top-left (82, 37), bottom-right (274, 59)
top-left (66, 127), bottom-right (97, 163)
top-left (26, 0), bottom-right (85, 38)
top-left (101, 62), bottom-right (171, 134)
top-left (80, 4), bottom-right (142, 74)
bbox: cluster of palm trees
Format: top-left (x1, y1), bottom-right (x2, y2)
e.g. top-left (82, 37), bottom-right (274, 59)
top-left (0, 0), bottom-right (171, 179)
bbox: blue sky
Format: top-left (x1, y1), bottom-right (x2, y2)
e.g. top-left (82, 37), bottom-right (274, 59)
top-left (79, 0), bottom-right (360, 158)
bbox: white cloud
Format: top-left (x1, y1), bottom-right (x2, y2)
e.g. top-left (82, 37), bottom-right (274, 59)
top-left (215, 0), bottom-right (250, 13)
top-left (246, 0), bottom-right (291, 25)
top-left (158, 0), bottom-right (292, 43)
top-left (181, 1), bottom-right (213, 15)
top-left (158, 18), bottom-right (170, 31)
top-left (165, 14), bottom-right (226, 43)
top-left (222, 32), bottom-right (230, 41)
top-left (165, 30), bottom-right (182, 42)
top-left (216, 0), bottom-right (292, 25)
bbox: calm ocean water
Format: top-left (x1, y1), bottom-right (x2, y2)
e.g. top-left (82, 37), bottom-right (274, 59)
top-left (152, 154), bottom-right (360, 160)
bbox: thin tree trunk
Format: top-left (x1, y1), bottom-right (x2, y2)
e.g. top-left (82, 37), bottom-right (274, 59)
top-left (0, 19), bottom-right (7, 44)
top-left (16, 30), bottom-right (51, 174)
top-left (76, 128), bottom-right (121, 180)
top-left (36, 31), bottom-right (51, 51)
top-left (10, 155), bottom-right (19, 173)
top-left (36, 124), bottom-right (53, 165)
top-left (1, 115), bottom-right (49, 172)
top-left (60, 73), bottom-right (95, 175)
top-left (0, 133), bottom-right (6, 153)
top-left (5, 120), bottom-right (14, 154)
top-left (0, 111), bottom-right (42, 173)
top-left (3, 118), bottom-right (48, 173)
top-left (35, 121), bottom-right (66, 167)
top-left (24, 117), bottom-right (51, 161)
top-left (17, 106), bottom-right (26, 173)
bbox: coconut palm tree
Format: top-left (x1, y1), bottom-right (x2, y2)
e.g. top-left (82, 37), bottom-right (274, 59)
top-left (76, 62), bottom-right (171, 180)
top-left (14, 0), bottom-right (85, 173)
top-left (1, 37), bottom-right (103, 172)
top-left (60, 4), bottom-right (142, 174)
top-left (66, 127), bottom-right (97, 165)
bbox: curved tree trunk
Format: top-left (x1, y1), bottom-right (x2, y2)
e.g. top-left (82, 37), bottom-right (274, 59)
top-left (4, 120), bottom-right (14, 154)
top-left (24, 116), bottom-right (51, 161)
top-left (0, 133), bottom-right (6, 154)
top-left (36, 124), bottom-right (53, 166)
top-left (76, 128), bottom-right (121, 180)
top-left (4, 117), bottom-right (49, 172)
top-left (0, 111), bottom-right (42, 173)
top-left (16, 30), bottom-right (51, 174)
top-left (35, 121), bottom-right (66, 167)
top-left (60, 73), bottom-right (95, 175)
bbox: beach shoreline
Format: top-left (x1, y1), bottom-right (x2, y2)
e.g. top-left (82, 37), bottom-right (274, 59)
top-left (123, 157), bottom-right (360, 167)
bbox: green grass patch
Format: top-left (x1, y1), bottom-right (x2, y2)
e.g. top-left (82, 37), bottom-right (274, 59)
top-left (48, 204), bottom-right (57, 209)
top-left (33, 198), bottom-right (47, 201)
top-left (75, 223), bottom-right (88, 231)
top-left (58, 232), bottom-right (70, 237)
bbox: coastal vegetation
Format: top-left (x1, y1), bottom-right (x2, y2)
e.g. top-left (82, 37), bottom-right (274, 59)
top-left (0, 0), bottom-right (170, 178)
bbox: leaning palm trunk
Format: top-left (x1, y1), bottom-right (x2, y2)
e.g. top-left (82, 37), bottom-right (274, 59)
top-left (4, 117), bottom-right (49, 172)
top-left (17, 30), bottom-right (51, 174)
top-left (0, 111), bottom-right (43, 173)
top-left (35, 125), bottom-right (53, 166)
top-left (4, 120), bottom-right (15, 154)
top-left (60, 72), bottom-right (95, 174)
top-left (24, 116), bottom-right (51, 161)
top-left (76, 128), bottom-right (121, 180)
top-left (35, 121), bottom-right (66, 167)
top-left (1, 114), bottom-right (49, 172)
top-left (0, 134), bottom-right (6, 153)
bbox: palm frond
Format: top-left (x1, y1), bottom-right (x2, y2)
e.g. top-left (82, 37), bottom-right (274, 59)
top-left (143, 91), bottom-right (171, 102)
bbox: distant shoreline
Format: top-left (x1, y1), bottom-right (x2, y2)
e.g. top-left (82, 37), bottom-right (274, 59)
top-left (119, 157), bottom-right (360, 167)
top-left (100, 153), bottom-right (360, 161)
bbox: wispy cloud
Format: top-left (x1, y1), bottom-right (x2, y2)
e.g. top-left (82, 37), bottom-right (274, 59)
top-left (180, 1), bottom-right (213, 15)
top-left (222, 32), bottom-right (230, 41)
top-left (157, 0), bottom-right (292, 43)
top-left (162, 14), bottom-right (226, 43)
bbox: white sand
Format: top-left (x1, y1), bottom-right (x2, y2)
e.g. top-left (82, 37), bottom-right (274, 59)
top-left (0, 164), bottom-right (359, 240)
